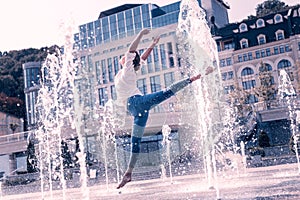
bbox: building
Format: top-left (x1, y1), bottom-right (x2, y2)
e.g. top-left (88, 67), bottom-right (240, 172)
top-left (23, 61), bottom-right (42, 131)
top-left (215, 5), bottom-right (300, 147)
top-left (0, 111), bottom-right (26, 176)
top-left (73, 0), bottom-right (229, 170)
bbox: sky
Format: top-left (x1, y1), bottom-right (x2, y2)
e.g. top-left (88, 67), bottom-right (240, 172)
top-left (0, 0), bottom-right (299, 52)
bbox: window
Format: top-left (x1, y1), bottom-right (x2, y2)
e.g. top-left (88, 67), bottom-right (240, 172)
top-left (279, 45), bottom-right (284, 53)
top-left (150, 75), bottom-right (161, 92)
top-left (241, 67), bottom-right (254, 76)
top-left (160, 44), bottom-right (167, 70)
top-left (245, 94), bottom-right (258, 104)
top-left (153, 46), bottom-right (160, 72)
top-left (107, 58), bottom-right (113, 82)
top-left (278, 59), bottom-right (292, 70)
top-left (266, 48), bottom-right (271, 56)
top-left (248, 53), bottom-right (253, 60)
top-left (261, 50), bottom-right (266, 58)
top-left (243, 54), bottom-right (248, 61)
top-left (98, 87), bottom-right (108, 106)
top-left (111, 85), bottom-right (117, 100)
top-left (257, 34), bottom-right (266, 45)
top-left (164, 72), bottom-right (175, 87)
top-left (221, 72), bottom-right (227, 81)
top-left (88, 55), bottom-right (93, 72)
top-left (223, 71), bottom-right (234, 80)
top-left (255, 51), bottom-right (261, 59)
top-left (274, 47), bottom-right (279, 55)
top-left (256, 19), bottom-right (265, 28)
top-left (240, 39), bottom-right (248, 48)
top-left (239, 23), bottom-right (248, 32)
top-left (113, 56), bottom-right (119, 75)
top-left (238, 55), bottom-right (243, 62)
top-left (224, 40), bottom-right (234, 50)
top-left (226, 58), bottom-right (232, 66)
top-left (274, 14), bottom-right (283, 23)
top-left (220, 59), bottom-right (226, 67)
top-left (259, 63), bottom-right (272, 72)
top-left (167, 42), bottom-right (174, 68)
top-left (95, 61), bottom-right (101, 84)
top-left (224, 85), bottom-right (234, 94)
top-left (228, 71), bottom-right (234, 80)
top-left (285, 45), bottom-right (290, 52)
top-left (101, 59), bottom-right (107, 84)
top-left (137, 78), bottom-right (147, 95)
top-left (242, 80), bottom-right (256, 90)
top-left (276, 30), bottom-right (285, 40)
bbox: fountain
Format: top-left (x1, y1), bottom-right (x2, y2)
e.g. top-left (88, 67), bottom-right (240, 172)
top-left (278, 69), bottom-right (300, 173)
top-left (1, 1), bottom-right (300, 200)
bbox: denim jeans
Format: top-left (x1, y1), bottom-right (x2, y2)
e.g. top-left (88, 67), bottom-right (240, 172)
top-left (126, 78), bottom-right (191, 168)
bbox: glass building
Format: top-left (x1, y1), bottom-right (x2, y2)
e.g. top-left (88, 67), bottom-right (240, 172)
top-left (74, 1), bottom-right (203, 50)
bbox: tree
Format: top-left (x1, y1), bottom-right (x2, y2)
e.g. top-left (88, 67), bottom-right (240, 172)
top-left (228, 82), bottom-right (253, 117)
top-left (254, 62), bottom-right (277, 109)
top-left (0, 45), bottom-right (57, 123)
top-left (256, 0), bottom-right (288, 17)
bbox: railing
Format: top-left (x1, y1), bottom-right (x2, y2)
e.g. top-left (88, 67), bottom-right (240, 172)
top-left (0, 131), bottom-right (30, 144)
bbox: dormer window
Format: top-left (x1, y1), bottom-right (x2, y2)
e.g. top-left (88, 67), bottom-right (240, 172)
top-left (240, 38), bottom-right (249, 48)
top-left (276, 30), bottom-right (285, 40)
top-left (274, 14), bottom-right (283, 23)
top-left (257, 34), bottom-right (266, 45)
top-left (256, 19), bottom-right (265, 28)
top-left (239, 23), bottom-right (248, 32)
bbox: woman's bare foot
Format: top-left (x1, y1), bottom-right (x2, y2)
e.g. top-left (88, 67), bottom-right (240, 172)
top-left (190, 74), bottom-right (201, 82)
top-left (205, 66), bottom-right (214, 75)
top-left (117, 172), bottom-right (132, 189)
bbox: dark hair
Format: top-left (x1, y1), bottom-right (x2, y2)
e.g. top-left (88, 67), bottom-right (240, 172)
top-left (133, 51), bottom-right (140, 68)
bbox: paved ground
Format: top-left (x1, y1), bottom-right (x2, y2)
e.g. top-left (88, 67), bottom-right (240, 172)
top-left (2, 163), bottom-right (300, 200)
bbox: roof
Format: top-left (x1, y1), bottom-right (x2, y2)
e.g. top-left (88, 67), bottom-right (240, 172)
top-left (98, 4), bottom-right (142, 19)
top-left (217, 0), bottom-right (230, 9)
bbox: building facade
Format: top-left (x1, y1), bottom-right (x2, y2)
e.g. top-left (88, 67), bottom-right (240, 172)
top-left (72, 0), bottom-right (230, 170)
top-left (215, 5), bottom-right (300, 146)
top-left (216, 5), bottom-right (300, 103)
top-left (0, 111), bottom-right (26, 176)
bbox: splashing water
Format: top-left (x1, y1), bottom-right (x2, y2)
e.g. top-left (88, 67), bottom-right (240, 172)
top-left (278, 69), bottom-right (300, 173)
top-left (35, 23), bottom-right (89, 200)
top-left (176, 0), bottom-right (236, 196)
top-left (162, 124), bottom-right (173, 183)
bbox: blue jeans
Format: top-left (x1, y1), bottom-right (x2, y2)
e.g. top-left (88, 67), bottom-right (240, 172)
top-left (126, 78), bottom-right (191, 168)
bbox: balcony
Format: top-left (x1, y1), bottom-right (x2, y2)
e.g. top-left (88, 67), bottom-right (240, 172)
top-left (0, 131), bottom-right (29, 154)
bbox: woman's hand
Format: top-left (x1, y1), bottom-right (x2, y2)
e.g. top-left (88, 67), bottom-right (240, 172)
top-left (152, 36), bottom-right (160, 45)
top-left (140, 29), bottom-right (150, 35)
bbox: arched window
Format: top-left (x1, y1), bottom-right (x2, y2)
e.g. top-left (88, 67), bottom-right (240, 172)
top-left (242, 80), bottom-right (256, 90)
top-left (259, 63), bottom-right (272, 72)
top-left (256, 19), bottom-right (265, 28)
top-left (277, 59), bottom-right (292, 70)
top-left (274, 14), bottom-right (283, 23)
top-left (257, 34), bottom-right (266, 45)
top-left (245, 94), bottom-right (258, 104)
top-left (275, 30), bottom-right (285, 40)
top-left (239, 23), bottom-right (248, 32)
top-left (240, 38), bottom-right (248, 48)
top-left (241, 67), bottom-right (254, 76)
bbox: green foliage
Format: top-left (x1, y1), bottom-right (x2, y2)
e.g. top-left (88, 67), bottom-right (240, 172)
top-left (256, 0), bottom-right (288, 17)
top-left (0, 46), bottom-right (57, 119)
